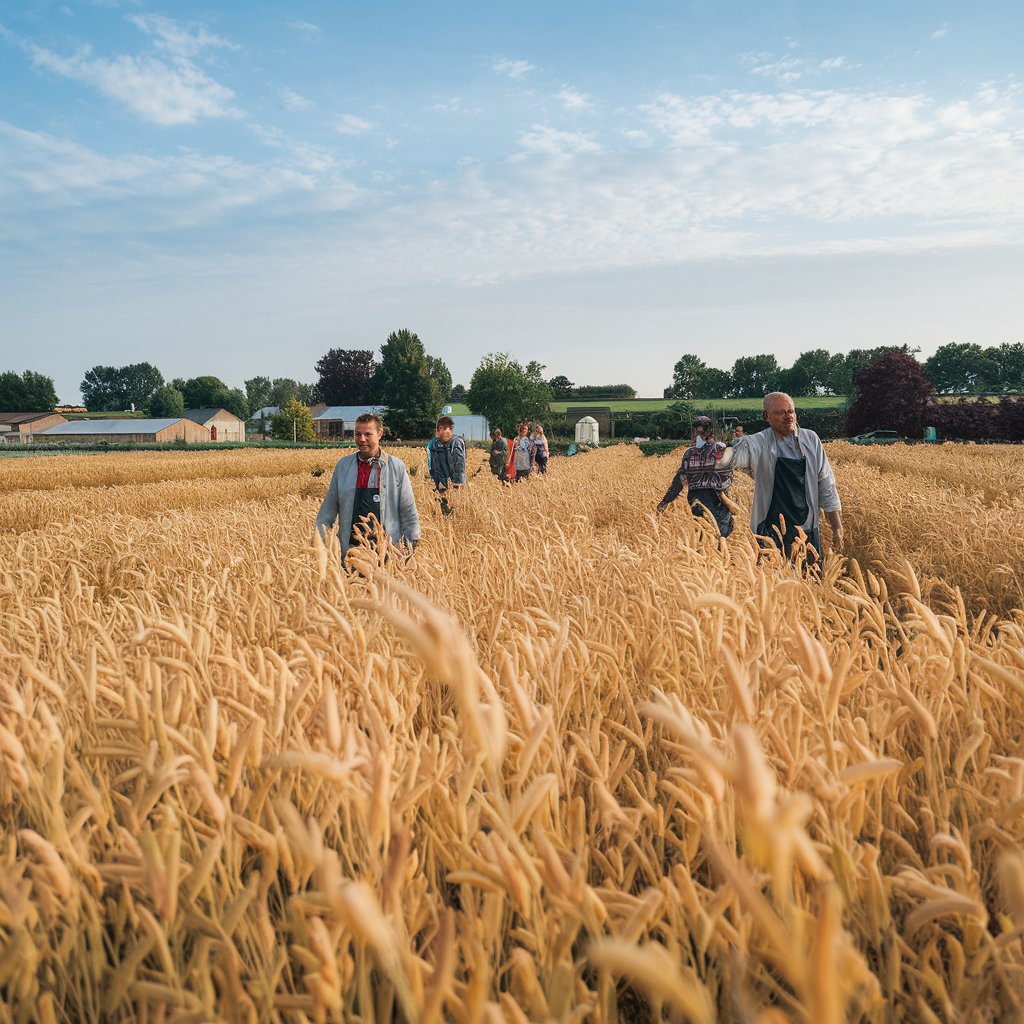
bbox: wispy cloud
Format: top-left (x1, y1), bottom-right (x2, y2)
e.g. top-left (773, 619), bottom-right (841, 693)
top-left (516, 124), bottom-right (601, 156)
top-left (335, 113), bottom-right (372, 135)
top-left (932, 24), bottom-right (949, 39)
top-left (27, 43), bottom-right (241, 125)
top-left (125, 13), bottom-right (238, 58)
top-left (287, 19), bottom-right (322, 35)
top-left (9, 14), bottom-right (242, 125)
top-left (744, 50), bottom-right (854, 82)
top-left (279, 87), bottom-right (312, 111)
top-left (492, 57), bottom-right (535, 80)
top-left (432, 96), bottom-right (479, 115)
top-left (0, 120), bottom-right (362, 230)
top-left (558, 86), bottom-right (592, 112)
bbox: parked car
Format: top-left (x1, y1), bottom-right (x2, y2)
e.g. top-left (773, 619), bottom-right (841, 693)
top-left (848, 430), bottom-right (906, 445)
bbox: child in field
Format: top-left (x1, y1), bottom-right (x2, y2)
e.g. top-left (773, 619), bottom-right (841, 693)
top-left (489, 428), bottom-right (509, 482)
top-left (426, 415), bottom-right (467, 515)
top-left (532, 425), bottom-right (550, 474)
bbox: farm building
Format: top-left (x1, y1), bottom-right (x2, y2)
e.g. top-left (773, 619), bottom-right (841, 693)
top-left (182, 408), bottom-right (246, 442)
top-left (313, 405), bottom-right (389, 439)
top-left (34, 418), bottom-right (210, 444)
top-left (0, 411), bottom-right (68, 443)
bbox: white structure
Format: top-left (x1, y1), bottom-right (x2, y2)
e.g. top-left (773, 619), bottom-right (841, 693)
top-left (450, 414), bottom-right (490, 441)
top-left (575, 415), bottom-right (600, 445)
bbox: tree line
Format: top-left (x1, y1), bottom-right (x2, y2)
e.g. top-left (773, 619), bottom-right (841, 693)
top-left (4, 335), bottom-right (1022, 438)
top-left (667, 342), bottom-right (1024, 400)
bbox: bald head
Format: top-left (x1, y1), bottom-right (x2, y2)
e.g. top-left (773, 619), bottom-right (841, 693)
top-left (763, 392), bottom-right (793, 413)
top-left (763, 392), bottom-right (797, 437)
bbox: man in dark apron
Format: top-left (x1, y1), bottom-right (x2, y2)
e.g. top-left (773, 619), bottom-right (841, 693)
top-left (732, 392), bottom-right (844, 561)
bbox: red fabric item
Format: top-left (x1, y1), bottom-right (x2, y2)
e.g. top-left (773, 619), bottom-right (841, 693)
top-left (356, 457), bottom-right (373, 489)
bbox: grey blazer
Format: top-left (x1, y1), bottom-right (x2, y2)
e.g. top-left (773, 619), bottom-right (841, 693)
top-left (316, 451), bottom-right (421, 558)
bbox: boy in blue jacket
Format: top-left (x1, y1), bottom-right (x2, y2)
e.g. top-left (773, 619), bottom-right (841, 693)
top-left (426, 415), bottom-right (467, 516)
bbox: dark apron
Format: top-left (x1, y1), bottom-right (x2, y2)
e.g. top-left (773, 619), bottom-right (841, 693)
top-left (756, 452), bottom-right (819, 558)
top-left (688, 487), bottom-right (733, 538)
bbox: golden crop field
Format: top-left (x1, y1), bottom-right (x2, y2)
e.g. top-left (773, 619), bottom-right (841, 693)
top-left (1, 443), bottom-right (1024, 1023)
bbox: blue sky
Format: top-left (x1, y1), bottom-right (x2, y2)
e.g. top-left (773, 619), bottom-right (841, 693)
top-left (2, 1), bottom-right (1023, 403)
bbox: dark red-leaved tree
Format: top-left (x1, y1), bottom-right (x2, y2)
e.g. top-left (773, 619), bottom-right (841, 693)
top-left (845, 350), bottom-right (934, 438)
top-left (314, 348), bottom-right (377, 405)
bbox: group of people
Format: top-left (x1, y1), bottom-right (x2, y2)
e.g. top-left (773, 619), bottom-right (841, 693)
top-left (657, 392), bottom-right (843, 560)
top-left (487, 422), bottom-right (550, 483)
top-left (315, 393), bottom-right (843, 566)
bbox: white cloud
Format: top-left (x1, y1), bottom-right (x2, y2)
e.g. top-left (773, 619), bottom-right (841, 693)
top-left (280, 87), bottom-right (312, 111)
top-left (748, 54), bottom-right (804, 82)
top-left (0, 120), bottom-right (362, 228)
top-left (27, 43), bottom-right (240, 125)
top-left (623, 128), bottom-right (650, 146)
top-left (932, 24), bottom-right (949, 39)
top-left (558, 86), bottom-right (592, 112)
top-left (492, 57), bottom-right (535, 80)
top-left (126, 13), bottom-right (238, 58)
top-left (336, 114), bottom-right (372, 135)
top-left (13, 14), bottom-right (242, 126)
top-left (517, 124), bottom-right (602, 156)
top-left (287, 19), bottom-right (322, 35)
top-left (745, 51), bottom-right (853, 82)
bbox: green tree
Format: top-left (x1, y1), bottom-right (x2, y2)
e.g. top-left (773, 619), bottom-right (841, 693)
top-left (426, 356), bottom-right (452, 409)
top-left (0, 370), bottom-right (59, 411)
top-left (924, 343), bottom-right (1000, 394)
top-left (699, 367), bottom-right (732, 399)
top-left (146, 384), bottom-right (185, 418)
top-left (729, 355), bottom-right (781, 397)
top-left (271, 397), bottom-right (315, 441)
top-left (450, 383), bottom-right (468, 403)
top-left (121, 363), bottom-right (164, 409)
top-left (790, 349), bottom-right (845, 395)
top-left (846, 350), bottom-right (934, 438)
top-left (370, 329), bottom-right (442, 436)
top-left (776, 363), bottom-right (812, 397)
top-left (548, 375), bottom-right (575, 399)
top-left (173, 376), bottom-right (250, 420)
top-left (670, 355), bottom-right (708, 399)
top-left (245, 376), bottom-right (272, 412)
top-left (80, 363), bottom-right (163, 410)
top-left (466, 353), bottom-right (552, 435)
top-left (985, 342), bottom-right (1024, 392)
top-left (313, 350), bottom-right (377, 405)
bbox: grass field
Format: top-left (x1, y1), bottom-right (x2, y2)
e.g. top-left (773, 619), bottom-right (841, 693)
top-left (449, 397), bottom-right (849, 416)
top-left (2, 444), bottom-right (1024, 1020)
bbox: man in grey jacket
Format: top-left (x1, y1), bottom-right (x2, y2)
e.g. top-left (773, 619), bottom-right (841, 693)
top-left (731, 392), bottom-right (843, 559)
top-left (316, 412), bottom-right (420, 561)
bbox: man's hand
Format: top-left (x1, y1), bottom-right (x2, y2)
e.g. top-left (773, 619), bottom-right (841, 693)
top-left (656, 501), bottom-right (669, 514)
top-left (826, 510), bottom-right (844, 550)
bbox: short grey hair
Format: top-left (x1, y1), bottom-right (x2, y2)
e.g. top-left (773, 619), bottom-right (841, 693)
top-left (763, 391), bottom-right (793, 412)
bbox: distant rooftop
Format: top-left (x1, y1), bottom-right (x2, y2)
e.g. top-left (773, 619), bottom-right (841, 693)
top-left (35, 418), bottom-right (193, 435)
top-left (182, 408), bottom-right (241, 425)
top-left (0, 411), bottom-right (62, 425)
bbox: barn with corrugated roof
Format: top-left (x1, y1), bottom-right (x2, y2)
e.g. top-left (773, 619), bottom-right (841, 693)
top-left (34, 418), bottom-right (210, 443)
top-left (0, 411), bottom-right (68, 443)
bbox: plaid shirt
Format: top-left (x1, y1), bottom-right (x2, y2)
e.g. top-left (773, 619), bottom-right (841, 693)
top-left (661, 441), bottom-right (732, 504)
